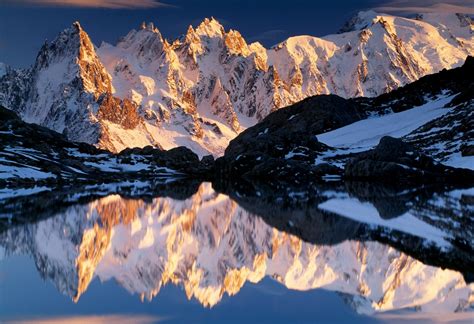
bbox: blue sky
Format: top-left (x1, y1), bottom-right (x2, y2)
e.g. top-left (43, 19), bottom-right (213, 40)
top-left (0, 0), bottom-right (472, 67)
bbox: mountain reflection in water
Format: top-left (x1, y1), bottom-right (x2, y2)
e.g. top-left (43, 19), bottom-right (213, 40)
top-left (0, 181), bottom-right (473, 319)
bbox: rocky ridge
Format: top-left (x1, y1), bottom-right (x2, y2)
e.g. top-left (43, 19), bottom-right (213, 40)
top-left (0, 12), bottom-right (472, 156)
top-left (1, 57), bottom-right (473, 188)
top-left (0, 105), bottom-right (212, 188)
top-left (216, 56), bottom-right (474, 184)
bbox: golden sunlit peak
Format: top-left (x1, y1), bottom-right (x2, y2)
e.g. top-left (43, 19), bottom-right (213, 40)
top-left (72, 21), bottom-right (83, 31)
top-left (186, 24), bottom-right (196, 36)
top-left (196, 17), bottom-right (225, 37)
top-left (140, 21), bottom-right (160, 33)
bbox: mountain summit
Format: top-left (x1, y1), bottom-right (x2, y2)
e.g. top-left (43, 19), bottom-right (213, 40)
top-left (0, 12), bottom-right (472, 156)
top-left (338, 10), bottom-right (380, 33)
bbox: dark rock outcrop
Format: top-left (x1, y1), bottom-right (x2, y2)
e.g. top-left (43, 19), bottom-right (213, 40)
top-left (216, 57), bottom-right (474, 185)
top-left (216, 94), bottom-right (363, 182)
top-left (0, 106), bottom-right (213, 187)
top-left (404, 99), bottom-right (473, 162)
top-left (345, 136), bottom-right (474, 184)
top-left (370, 55), bottom-right (474, 113)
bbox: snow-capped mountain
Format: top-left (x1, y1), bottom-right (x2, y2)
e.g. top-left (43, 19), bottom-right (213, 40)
top-left (1, 183), bottom-right (472, 314)
top-left (0, 12), bottom-right (472, 156)
top-left (217, 55), bottom-right (474, 184)
top-left (0, 105), bottom-right (217, 189)
top-left (0, 22), bottom-right (146, 147)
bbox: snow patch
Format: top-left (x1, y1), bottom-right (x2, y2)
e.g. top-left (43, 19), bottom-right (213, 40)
top-left (318, 95), bottom-right (454, 152)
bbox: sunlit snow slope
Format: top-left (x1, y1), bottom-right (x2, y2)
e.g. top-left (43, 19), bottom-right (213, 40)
top-left (0, 12), bottom-right (472, 156)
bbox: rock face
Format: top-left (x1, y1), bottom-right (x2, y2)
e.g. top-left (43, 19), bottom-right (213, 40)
top-left (0, 105), bottom-right (212, 187)
top-left (370, 55), bottom-right (474, 113)
top-left (404, 92), bottom-right (474, 167)
top-left (216, 95), bottom-right (363, 182)
top-left (217, 57), bottom-right (474, 183)
top-left (0, 22), bottom-right (146, 148)
top-left (1, 12), bottom-right (472, 156)
top-left (344, 136), bottom-right (474, 183)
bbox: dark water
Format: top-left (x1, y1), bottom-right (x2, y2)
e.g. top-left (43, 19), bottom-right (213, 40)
top-left (0, 181), bottom-right (473, 323)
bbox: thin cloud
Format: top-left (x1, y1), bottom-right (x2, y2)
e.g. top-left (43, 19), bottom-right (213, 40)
top-left (2, 0), bottom-right (172, 9)
top-left (7, 314), bottom-right (166, 324)
top-left (374, 1), bottom-right (474, 14)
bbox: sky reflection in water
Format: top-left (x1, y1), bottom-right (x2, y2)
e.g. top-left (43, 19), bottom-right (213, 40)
top-left (0, 182), bottom-right (472, 323)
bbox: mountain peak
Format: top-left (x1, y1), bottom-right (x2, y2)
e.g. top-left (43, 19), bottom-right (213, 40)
top-left (62, 21), bottom-right (85, 39)
top-left (196, 17), bottom-right (225, 37)
top-left (186, 24), bottom-right (196, 35)
top-left (185, 24), bottom-right (199, 42)
top-left (117, 23), bottom-right (166, 60)
top-left (33, 20), bottom-right (111, 100)
top-left (225, 29), bottom-right (250, 56)
top-left (72, 21), bottom-right (82, 31)
top-left (33, 21), bottom-right (95, 69)
top-left (338, 10), bottom-right (380, 33)
top-left (140, 21), bottom-right (160, 33)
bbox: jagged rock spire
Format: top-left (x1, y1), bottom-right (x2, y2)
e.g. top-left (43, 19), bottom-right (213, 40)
top-left (1, 12), bottom-right (472, 157)
top-left (225, 29), bottom-right (250, 56)
top-left (72, 21), bottom-right (82, 31)
top-left (140, 21), bottom-right (159, 32)
top-left (185, 25), bottom-right (198, 41)
top-left (196, 17), bottom-right (225, 37)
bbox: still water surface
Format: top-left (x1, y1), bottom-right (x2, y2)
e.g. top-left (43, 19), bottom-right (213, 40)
top-left (0, 182), bottom-right (472, 323)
